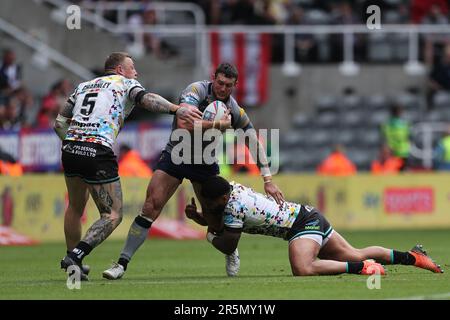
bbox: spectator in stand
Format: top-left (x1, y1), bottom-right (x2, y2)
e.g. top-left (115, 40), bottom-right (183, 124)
top-left (0, 49), bottom-right (35, 127)
top-left (0, 49), bottom-right (22, 96)
top-left (371, 144), bottom-right (404, 175)
top-left (286, 5), bottom-right (318, 62)
top-left (317, 144), bottom-right (357, 176)
top-left (433, 126), bottom-right (450, 171)
top-left (37, 82), bottom-right (60, 128)
top-left (37, 79), bottom-right (73, 128)
top-left (429, 44), bottom-right (450, 98)
top-left (1, 96), bottom-right (21, 130)
top-left (118, 144), bottom-right (153, 178)
top-left (13, 87), bottom-right (34, 127)
top-left (422, 4), bottom-right (450, 68)
top-left (411, 0), bottom-right (448, 24)
top-left (330, 1), bottom-right (364, 62)
top-left (128, 7), bottom-right (178, 59)
top-left (381, 104), bottom-right (411, 171)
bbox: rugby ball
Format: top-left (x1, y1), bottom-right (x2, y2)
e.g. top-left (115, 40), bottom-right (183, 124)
top-left (202, 100), bottom-right (227, 121)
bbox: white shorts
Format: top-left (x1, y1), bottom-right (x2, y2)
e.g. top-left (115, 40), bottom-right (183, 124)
top-left (291, 229), bottom-right (334, 248)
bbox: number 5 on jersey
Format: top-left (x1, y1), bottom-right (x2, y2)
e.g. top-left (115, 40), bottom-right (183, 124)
top-left (81, 92), bottom-right (98, 116)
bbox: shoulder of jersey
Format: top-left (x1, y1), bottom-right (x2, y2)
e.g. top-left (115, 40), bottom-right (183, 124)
top-left (190, 80), bottom-right (209, 91)
top-left (123, 77), bottom-right (140, 86)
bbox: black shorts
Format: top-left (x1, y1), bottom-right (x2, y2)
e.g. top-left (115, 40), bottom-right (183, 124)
top-left (61, 141), bottom-right (119, 184)
top-left (286, 206), bottom-right (333, 244)
top-left (155, 150), bottom-right (219, 182)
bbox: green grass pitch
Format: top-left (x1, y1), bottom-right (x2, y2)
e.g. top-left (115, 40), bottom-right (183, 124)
top-left (1, 229), bottom-right (449, 300)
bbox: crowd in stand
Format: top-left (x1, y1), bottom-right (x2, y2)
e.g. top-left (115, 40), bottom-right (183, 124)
top-left (76, 0), bottom-right (448, 26)
top-left (3, 0), bottom-right (450, 174)
top-left (74, 0), bottom-right (450, 62)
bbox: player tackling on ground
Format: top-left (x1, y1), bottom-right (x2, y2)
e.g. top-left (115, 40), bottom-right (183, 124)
top-left (54, 52), bottom-right (202, 280)
top-left (186, 176), bottom-right (443, 276)
top-left (103, 63), bottom-right (284, 280)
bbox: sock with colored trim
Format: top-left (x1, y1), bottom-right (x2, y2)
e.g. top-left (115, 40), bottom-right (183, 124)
top-left (346, 262), bottom-right (364, 274)
top-left (391, 250), bottom-right (416, 265)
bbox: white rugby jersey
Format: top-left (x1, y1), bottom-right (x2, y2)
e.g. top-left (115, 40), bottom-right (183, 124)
top-left (224, 182), bottom-right (302, 239)
top-left (65, 74), bottom-right (143, 149)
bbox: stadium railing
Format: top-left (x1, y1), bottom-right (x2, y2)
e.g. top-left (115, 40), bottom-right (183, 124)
top-left (0, 17), bottom-right (94, 80)
top-left (36, 1), bottom-right (450, 76)
top-left (37, 0), bottom-right (207, 71)
top-left (411, 122), bottom-right (450, 169)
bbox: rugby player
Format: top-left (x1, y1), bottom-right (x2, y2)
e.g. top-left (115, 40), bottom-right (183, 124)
top-left (186, 176), bottom-right (444, 276)
top-left (103, 63), bottom-right (283, 280)
top-left (54, 52), bottom-right (202, 281)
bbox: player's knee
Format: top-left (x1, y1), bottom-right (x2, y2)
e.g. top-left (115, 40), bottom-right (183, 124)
top-left (114, 210), bottom-right (123, 225)
top-left (102, 211), bottom-right (123, 227)
top-left (142, 196), bottom-right (163, 218)
top-left (291, 264), bottom-right (315, 276)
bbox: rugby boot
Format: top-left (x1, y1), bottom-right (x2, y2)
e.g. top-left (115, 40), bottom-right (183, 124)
top-left (409, 244), bottom-right (443, 273)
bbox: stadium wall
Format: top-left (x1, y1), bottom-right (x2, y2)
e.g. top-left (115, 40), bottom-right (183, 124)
top-left (1, 173), bottom-right (449, 242)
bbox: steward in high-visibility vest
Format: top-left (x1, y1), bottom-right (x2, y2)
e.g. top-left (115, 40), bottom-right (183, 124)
top-left (434, 134), bottom-right (450, 170)
top-left (382, 105), bottom-right (410, 160)
top-left (441, 136), bottom-right (450, 162)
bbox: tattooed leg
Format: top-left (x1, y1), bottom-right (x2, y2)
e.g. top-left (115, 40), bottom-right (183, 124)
top-left (83, 180), bottom-right (123, 248)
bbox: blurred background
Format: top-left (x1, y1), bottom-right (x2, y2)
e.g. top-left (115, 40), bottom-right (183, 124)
top-left (2, 0), bottom-right (450, 242)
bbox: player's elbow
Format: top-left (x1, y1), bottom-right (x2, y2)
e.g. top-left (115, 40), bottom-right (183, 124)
top-left (54, 115), bottom-right (70, 141)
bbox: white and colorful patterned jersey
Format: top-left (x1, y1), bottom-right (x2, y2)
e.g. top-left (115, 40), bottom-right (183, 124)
top-left (224, 181), bottom-right (302, 239)
top-left (65, 74), bottom-right (144, 149)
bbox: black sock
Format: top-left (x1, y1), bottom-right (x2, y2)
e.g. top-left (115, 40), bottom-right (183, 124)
top-left (118, 258), bottom-right (129, 271)
top-left (346, 262), bottom-right (364, 274)
top-left (392, 250), bottom-right (416, 265)
top-left (135, 215), bottom-right (153, 228)
top-left (68, 241), bottom-right (93, 264)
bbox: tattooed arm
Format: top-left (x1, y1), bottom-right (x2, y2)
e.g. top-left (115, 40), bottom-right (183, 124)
top-left (130, 87), bottom-right (202, 123)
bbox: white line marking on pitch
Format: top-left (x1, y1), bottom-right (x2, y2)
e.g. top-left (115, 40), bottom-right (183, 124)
top-left (389, 292), bottom-right (450, 300)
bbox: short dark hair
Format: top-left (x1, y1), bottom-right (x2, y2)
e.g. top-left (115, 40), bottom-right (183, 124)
top-left (104, 52), bottom-right (132, 72)
top-left (201, 176), bottom-right (232, 199)
top-left (390, 104), bottom-right (402, 117)
top-left (214, 63), bottom-right (238, 81)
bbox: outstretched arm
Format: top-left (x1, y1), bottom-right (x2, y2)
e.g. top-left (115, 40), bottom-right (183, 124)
top-left (130, 88), bottom-right (203, 123)
top-left (131, 87), bottom-right (178, 114)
